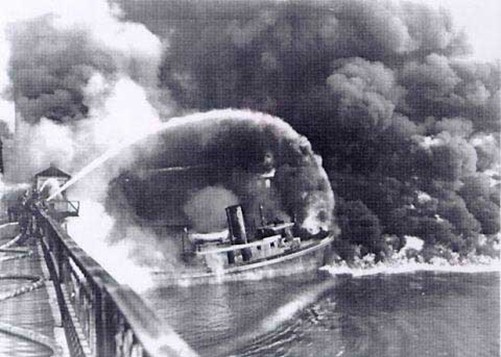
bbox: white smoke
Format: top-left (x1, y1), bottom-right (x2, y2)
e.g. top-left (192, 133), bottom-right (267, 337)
top-left (183, 185), bottom-right (239, 233)
top-left (0, 0), bottom-right (167, 181)
top-left (0, 0), bottom-right (171, 291)
top-left (66, 201), bottom-right (156, 292)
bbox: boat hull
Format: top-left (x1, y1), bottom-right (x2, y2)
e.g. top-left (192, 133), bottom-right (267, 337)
top-left (151, 235), bottom-right (334, 286)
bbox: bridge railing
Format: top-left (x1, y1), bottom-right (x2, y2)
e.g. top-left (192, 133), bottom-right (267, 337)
top-left (35, 206), bottom-right (198, 357)
top-left (48, 200), bottom-right (80, 217)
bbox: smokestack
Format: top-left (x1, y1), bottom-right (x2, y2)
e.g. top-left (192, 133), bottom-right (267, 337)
top-left (225, 205), bottom-right (252, 261)
top-left (0, 140), bottom-right (3, 174)
top-left (259, 204), bottom-right (266, 226)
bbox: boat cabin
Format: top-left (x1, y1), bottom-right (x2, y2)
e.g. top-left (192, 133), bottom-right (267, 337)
top-left (183, 204), bottom-right (302, 269)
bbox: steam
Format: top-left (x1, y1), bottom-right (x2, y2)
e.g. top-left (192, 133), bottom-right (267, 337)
top-left (1, 0), bottom-right (167, 182)
top-left (66, 201), bottom-right (156, 292)
top-left (0, 0), bottom-right (169, 291)
top-left (39, 177), bottom-right (64, 200)
top-left (183, 186), bottom-right (239, 233)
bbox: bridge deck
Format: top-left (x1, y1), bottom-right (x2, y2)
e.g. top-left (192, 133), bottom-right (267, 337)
top-left (0, 210), bottom-right (199, 357)
top-left (0, 226), bottom-right (67, 357)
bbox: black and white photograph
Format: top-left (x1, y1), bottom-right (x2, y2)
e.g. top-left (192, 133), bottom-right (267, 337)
top-left (0, 0), bottom-right (499, 356)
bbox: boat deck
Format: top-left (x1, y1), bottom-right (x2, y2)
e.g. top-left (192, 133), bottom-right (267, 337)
top-left (152, 235), bottom-right (334, 285)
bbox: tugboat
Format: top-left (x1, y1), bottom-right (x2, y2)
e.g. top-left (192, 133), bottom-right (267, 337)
top-left (152, 204), bottom-right (334, 285)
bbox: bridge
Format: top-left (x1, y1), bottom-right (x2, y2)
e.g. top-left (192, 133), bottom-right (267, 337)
top-left (0, 203), bottom-right (200, 357)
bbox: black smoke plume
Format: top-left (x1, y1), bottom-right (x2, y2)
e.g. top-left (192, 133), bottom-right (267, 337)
top-left (117, 0), bottom-right (499, 259)
top-left (3, 0), bottom-right (499, 264)
top-left (106, 110), bottom-right (334, 236)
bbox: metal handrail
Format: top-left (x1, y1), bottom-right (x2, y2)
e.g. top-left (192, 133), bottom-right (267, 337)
top-left (48, 199), bottom-right (80, 216)
top-left (67, 200), bottom-right (80, 214)
top-left (35, 207), bottom-right (198, 357)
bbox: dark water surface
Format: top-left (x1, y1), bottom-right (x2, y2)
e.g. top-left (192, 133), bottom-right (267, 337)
top-left (143, 272), bottom-right (500, 357)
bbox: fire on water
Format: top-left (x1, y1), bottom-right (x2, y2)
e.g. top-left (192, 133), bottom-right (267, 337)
top-left (321, 253), bottom-right (500, 278)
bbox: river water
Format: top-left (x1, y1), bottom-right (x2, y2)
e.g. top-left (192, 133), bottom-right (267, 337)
top-left (143, 271), bottom-right (499, 357)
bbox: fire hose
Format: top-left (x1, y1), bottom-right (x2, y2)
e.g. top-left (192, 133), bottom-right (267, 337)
top-left (0, 232), bottom-right (61, 357)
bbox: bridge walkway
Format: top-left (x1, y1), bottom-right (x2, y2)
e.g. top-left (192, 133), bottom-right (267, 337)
top-left (0, 205), bottom-right (199, 357)
top-left (0, 223), bottom-right (67, 357)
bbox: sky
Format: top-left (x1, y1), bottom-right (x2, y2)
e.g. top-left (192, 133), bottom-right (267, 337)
top-left (413, 0), bottom-right (501, 62)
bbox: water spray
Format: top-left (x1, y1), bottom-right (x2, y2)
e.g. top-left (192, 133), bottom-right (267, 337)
top-left (48, 109), bottom-right (301, 200)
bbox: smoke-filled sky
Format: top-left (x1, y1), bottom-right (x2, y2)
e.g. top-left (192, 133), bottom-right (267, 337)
top-left (0, 0), bottom-right (499, 269)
